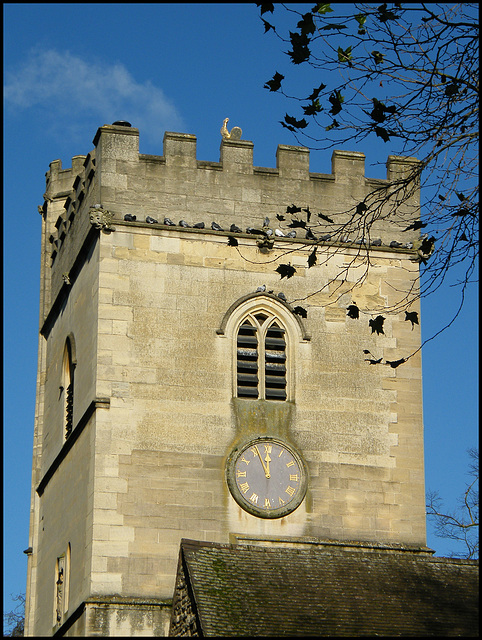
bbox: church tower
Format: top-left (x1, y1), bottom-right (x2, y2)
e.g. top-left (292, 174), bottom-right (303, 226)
top-left (25, 123), bottom-right (427, 636)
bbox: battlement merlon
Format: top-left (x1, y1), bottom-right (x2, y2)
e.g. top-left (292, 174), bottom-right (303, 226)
top-left (45, 156), bottom-right (87, 200)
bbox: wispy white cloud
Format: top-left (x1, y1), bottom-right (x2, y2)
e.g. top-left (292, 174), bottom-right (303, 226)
top-left (4, 49), bottom-right (186, 146)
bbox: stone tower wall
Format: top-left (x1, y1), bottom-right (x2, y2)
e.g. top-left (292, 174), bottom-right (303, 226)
top-left (26, 124), bottom-right (425, 636)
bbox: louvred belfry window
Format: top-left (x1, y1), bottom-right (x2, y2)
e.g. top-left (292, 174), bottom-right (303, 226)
top-left (62, 338), bottom-right (75, 440)
top-left (236, 312), bottom-right (287, 401)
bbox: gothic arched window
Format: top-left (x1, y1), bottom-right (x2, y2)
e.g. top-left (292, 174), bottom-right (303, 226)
top-left (217, 293), bottom-right (310, 403)
top-left (236, 311), bottom-right (287, 401)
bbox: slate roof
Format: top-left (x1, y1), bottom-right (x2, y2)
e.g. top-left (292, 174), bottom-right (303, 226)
top-left (169, 538), bottom-right (479, 637)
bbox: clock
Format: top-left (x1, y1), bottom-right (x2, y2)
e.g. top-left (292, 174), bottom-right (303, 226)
top-left (226, 437), bottom-right (307, 519)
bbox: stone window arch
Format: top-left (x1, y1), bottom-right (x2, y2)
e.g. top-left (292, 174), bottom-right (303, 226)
top-left (61, 336), bottom-right (76, 440)
top-left (217, 293), bottom-right (310, 402)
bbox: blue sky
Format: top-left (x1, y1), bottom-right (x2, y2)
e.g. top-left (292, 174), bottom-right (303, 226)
top-left (3, 3), bottom-right (478, 622)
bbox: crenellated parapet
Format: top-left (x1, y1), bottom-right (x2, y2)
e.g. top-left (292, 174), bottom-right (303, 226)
top-left (42, 122), bottom-right (421, 306)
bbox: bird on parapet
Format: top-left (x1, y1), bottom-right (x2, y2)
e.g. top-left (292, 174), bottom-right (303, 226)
top-left (211, 221), bottom-right (224, 231)
top-left (256, 285), bottom-right (266, 292)
top-left (193, 221), bottom-right (205, 229)
top-left (220, 118), bottom-right (242, 140)
top-left (275, 229), bottom-right (285, 237)
top-left (278, 292), bottom-right (287, 302)
top-left (146, 216), bottom-right (158, 224)
top-left (124, 214), bottom-right (136, 221)
top-left (179, 220), bottom-right (190, 227)
top-left (164, 217), bottom-right (176, 226)
top-left (221, 118), bottom-right (230, 139)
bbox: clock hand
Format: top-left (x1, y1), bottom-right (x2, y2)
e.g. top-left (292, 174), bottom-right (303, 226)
top-left (254, 445), bottom-right (270, 478)
top-left (264, 451), bottom-right (271, 478)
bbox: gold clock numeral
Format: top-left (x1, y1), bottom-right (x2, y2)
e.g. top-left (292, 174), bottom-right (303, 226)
top-left (278, 496), bottom-right (286, 506)
top-left (249, 493), bottom-right (259, 504)
top-left (264, 445), bottom-right (272, 454)
top-left (239, 482), bottom-right (250, 493)
top-left (278, 449), bottom-right (284, 458)
top-left (285, 486), bottom-right (295, 497)
top-left (264, 498), bottom-right (271, 508)
top-left (236, 470), bottom-right (247, 478)
top-left (250, 447), bottom-right (258, 457)
top-left (286, 460), bottom-right (295, 468)
top-left (241, 456), bottom-right (250, 465)
top-left (289, 474), bottom-right (299, 482)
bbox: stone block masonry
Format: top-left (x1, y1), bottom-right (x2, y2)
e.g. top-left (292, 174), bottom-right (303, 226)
top-left (25, 122), bottom-right (426, 637)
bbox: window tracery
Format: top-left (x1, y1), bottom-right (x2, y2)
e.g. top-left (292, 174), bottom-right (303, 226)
top-left (236, 311), bottom-right (288, 401)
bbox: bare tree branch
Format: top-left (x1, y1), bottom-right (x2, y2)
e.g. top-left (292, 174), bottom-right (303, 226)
top-left (257, 3), bottom-right (478, 364)
top-left (426, 448), bottom-right (479, 559)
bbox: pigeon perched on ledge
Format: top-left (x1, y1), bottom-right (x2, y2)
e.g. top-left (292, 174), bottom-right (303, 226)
top-left (164, 217), bottom-right (175, 226)
top-left (211, 221), bottom-right (224, 231)
top-left (124, 214), bottom-right (136, 222)
top-left (179, 220), bottom-right (190, 228)
top-left (193, 222), bottom-right (205, 229)
top-left (146, 216), bottom-right (158, 224)
top-left (230, 223), bottom-right (243, 233)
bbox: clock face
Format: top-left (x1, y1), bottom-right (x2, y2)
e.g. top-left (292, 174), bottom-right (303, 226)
top-left (226, 437), bottom-right (307, 519)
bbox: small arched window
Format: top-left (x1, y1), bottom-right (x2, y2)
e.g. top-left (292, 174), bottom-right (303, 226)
top-left (61, 338), bottom-right (75, 440)
top-left (236, 312), bottom-right (287, 401)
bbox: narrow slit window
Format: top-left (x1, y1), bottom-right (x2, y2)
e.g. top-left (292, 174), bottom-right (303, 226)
top-left (62, 338), bottom-right (75, 440)
top-left (54, 555), bottom-right (65, 625)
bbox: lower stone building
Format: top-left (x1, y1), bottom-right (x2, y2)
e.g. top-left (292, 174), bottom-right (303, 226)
top-left (170, 539), bottom-right (478, 637)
